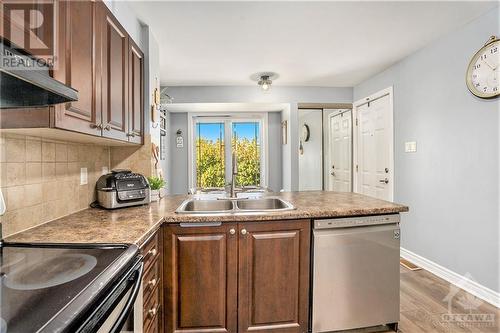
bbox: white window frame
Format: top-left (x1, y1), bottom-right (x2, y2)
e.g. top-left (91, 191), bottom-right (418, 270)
top-left (187, 112), bottom-right (269, 190)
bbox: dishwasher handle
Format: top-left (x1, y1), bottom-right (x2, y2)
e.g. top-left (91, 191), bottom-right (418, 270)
top-left (314, 214), bottom-right (400, 229)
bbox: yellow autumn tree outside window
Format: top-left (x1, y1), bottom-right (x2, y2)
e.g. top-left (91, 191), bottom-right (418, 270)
top-left (195, 121), bottom-right (261, 189)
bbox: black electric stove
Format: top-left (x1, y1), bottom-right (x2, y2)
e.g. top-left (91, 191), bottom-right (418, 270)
top-left (0, 243), bottom-right (143, 333)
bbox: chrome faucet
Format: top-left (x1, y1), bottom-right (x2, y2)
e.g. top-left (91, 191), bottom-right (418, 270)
top-left (229, 152), bottom-right (238, 198)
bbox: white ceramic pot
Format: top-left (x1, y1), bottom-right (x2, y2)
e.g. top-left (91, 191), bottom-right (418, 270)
top-left (150, 189), bottom-right (160, 202)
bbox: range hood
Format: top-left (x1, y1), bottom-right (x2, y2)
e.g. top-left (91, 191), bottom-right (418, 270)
top-left (0, 41), bottom-right (78, 109)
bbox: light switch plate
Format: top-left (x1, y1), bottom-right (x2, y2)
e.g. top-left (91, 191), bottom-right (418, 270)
top-left (80, 167), bottom-right (88, 185)
top-left (176, 136), bottom-right (184, 148)
top-left (405, 141), bottom-right (417, 153)
top-left (101, 166), bottom-right (109, 175)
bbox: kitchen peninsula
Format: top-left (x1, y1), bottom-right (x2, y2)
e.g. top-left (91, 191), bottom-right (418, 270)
top-left (5, 191), bottom-right (407, 246)
top-left (6, 191), bottom-right (408, 333)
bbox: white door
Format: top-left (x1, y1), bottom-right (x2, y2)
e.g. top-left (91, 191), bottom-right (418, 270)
top-left (355, 90), bottom-right (393, 201)
top-left (327, 110), bottom-right (352, 192)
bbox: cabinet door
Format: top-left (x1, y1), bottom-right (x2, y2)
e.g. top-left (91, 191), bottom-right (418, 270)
top-left (98, 3), bottom-right (129, 141)
top-left (164, 224), bottom-right (238, 333)
top-left (238, 220), bottom-right (310, 333)
top-left (128, 39), bottom-right (144, 144)
top-left (53, 0), bottom-right (101, 135)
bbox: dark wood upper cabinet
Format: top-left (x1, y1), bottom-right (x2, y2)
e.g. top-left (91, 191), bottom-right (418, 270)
top-left (98, 2), bottom-right (129, 142)
top-left (164, 224), bottom-right (238, 333)
top-left (53, 0), bottom-right (101, 136)
top-left (1, 0), bottom-right (144, 145)
top-left (238, 220), bottom-right (310, 333)
top-left (128, 38), bottom-right (144, 144)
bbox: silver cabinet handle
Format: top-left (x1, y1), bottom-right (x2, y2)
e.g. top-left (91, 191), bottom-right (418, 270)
top-left (330, 172), bottom-right (335, 176)
top-left (127, 132), bottom-right (135, 137)
top-left (104, 124), bottom-right (111, 131)
top-left (90, 123), bottom-right (102, 129)
top-left (180, 222), bottom-right (222, 228)
top-left (379, 178), bottom-right (389, 184)
top-left (241, 229), bottom-right (247, 235)
top-left (229, 228), bottom-right (236, 235)
top-left (147, 248), bottom-right (157, 257)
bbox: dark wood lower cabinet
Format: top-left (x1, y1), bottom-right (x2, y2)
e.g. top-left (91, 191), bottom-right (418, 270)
top-left (163, 220), bottom-right (311, 333)
top-left (238, 221), bottom-right (310, 333)
top-left (164, 223), bottom-right (238, 333)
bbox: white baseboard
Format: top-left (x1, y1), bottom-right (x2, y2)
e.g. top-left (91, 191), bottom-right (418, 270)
top-left (400, 247), bottom-right (500, 308)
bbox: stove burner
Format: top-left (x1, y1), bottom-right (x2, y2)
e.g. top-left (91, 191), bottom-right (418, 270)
top-left (0, 252), bottom-right (26, 271)
top-left (3, 254), bottom-right (97, 290)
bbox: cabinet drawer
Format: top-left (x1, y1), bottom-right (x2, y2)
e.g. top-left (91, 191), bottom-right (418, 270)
top-left (142, 233), bottom-right (159, 272)
top-left (143, 283), bottom-right (160, 332)
top-left (143, 259), bottom-right (160, 302)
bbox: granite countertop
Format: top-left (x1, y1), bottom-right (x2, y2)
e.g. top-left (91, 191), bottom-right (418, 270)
top-left (5, 191), bottom-right (408, 247)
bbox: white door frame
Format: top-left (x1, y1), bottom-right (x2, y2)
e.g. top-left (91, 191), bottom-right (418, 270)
top-left (353, 86), bottom-right (394, 201)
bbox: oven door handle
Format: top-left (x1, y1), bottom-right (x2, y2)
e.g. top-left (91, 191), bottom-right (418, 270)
top-left (109, 260), bottom-right (144, 333)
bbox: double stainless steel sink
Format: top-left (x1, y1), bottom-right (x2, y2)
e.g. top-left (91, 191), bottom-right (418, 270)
top-left (176, 197), bottom-right (295, 214)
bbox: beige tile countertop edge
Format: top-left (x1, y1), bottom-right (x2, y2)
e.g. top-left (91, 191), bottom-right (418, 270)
top-left (5, 191), bottom-right (408, 247)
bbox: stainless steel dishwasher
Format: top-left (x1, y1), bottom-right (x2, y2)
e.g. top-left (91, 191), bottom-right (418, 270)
top-left (312, 214), bottom-right (400, 332)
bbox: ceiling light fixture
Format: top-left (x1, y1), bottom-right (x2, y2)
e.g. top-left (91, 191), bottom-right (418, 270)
top-left (258, 75), bottom-right (272, 92)
top-left (251, 72), bottom-right (279, 92)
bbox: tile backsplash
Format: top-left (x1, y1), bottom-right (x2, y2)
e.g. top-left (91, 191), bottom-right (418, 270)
top-left (0, 134), bottom-right (110, 237)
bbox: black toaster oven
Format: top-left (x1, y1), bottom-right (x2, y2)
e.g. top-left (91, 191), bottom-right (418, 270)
top-left (96, 170), bottom-right (150, 209)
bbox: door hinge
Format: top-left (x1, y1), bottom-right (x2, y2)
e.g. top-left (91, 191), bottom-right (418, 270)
top-left (355, 118), bottom-right (358, 126)
top-left (355, 165), bottom-right (358, 172)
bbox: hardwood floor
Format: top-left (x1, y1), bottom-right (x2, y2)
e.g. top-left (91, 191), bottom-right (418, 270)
top-left (392, 265), bottom-right (499, 333)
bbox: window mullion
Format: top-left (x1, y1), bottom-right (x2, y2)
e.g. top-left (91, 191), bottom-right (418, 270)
top-left (224, 120), bottom-right (232, 185)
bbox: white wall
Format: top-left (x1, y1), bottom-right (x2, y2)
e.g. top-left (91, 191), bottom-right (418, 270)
top-left (164, 86), bottom-right (353, 190)
top-left (298, 110), bottom-right (323, 190)
top-left (168, 113), bottom-right (189, 194)
top-left (354, 7), bottom-right (499, 292)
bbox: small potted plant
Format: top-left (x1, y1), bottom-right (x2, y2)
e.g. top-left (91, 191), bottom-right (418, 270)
top-left (147, 176), bottom-right (165, 202)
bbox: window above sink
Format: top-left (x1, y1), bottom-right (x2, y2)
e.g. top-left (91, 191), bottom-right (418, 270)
top-left (188, 113), bottom-right (269, 191)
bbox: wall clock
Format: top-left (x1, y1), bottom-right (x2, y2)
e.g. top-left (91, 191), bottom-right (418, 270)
top-left (466, 35), bottom-right (499, 99)
top-left (301, 124), bottom-right (310, 142)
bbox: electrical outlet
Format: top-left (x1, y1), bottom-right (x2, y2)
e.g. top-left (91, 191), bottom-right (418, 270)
top-left (80, 168), bottom-right (88, 185)
top-left (101, 166), bottom-right (109, 175)
top-left (405, 141), bottom-right (417, 153)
